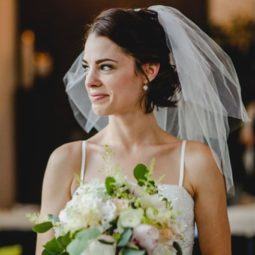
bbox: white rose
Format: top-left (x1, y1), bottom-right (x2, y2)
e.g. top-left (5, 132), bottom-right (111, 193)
top-left (118, 208), bottom-right (144, 228)
top-left (141, 194), bottom-right (165, 209)
top-left (101, 200), bottom-right (117, 222)
top-left (146, 207), bottom-right (158, 221)
top-left (59, 209), bottom-right (88, 232)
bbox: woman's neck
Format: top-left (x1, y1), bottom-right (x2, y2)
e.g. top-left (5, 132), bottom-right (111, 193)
top-left (101, 111), bottom-right (171, 150)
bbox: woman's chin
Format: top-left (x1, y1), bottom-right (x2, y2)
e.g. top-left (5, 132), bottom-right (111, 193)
top-left (92, 106), bottom-right (111, 116)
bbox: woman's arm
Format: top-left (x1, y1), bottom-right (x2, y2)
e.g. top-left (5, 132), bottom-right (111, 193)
top-left (186, 142), bottom-right (231, 255)
top-left (36, 142), bottom-right (80, 255)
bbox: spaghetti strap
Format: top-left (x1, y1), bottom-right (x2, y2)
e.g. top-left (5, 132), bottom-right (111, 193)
top-left (178, 140), bottom-right (187, 187)
top-left (80, 140), bottom-right (87, 183)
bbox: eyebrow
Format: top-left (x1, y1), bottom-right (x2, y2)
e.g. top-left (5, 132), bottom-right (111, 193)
top-left (82, 58), bottom-right (118, 65)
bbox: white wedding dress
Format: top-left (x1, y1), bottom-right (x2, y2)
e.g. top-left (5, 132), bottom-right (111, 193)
top-left (77, 140), bottom-right (195, 254)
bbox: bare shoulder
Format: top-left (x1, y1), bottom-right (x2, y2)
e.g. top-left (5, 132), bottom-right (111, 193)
top-left (40, 141), bottom-right (82, 214)
top-left (46, 141), bottom-right (82, 179)
top-left (49, 141), bottom-right (82, 165)
top-left (184, 140), bottom-right (226, 196)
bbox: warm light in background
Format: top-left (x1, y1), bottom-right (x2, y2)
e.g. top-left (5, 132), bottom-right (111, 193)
top-left (21, 30), bottom-right (35, 89)
top-left (208, 0), bottom-right (255, 51)
top-left (208, 0), bottom-right (255, 27)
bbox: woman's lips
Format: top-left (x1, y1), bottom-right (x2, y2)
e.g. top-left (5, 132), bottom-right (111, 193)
top-left (91, 94), bottom-right (109, 102)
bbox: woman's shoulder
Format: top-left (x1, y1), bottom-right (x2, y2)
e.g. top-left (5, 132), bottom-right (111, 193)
top-left (185, 140), bottom-right (220, 171)
top-left (185, 140), bottom-right (213, 158)
top-left (185, 140), bottom-right (225, 194)
top-left (45, 141), bottom-right (84, 182)
top-left (49, 141), bottom-right (82, 165)
top-left (40, 141), bottom-right (85, 220)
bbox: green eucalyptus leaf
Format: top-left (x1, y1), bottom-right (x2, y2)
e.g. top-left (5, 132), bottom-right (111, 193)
top-left (119, 247), bottom-right (146, 255)
top-left (66, 227), bottom-right (101, 255)
top-left (32, 221), bottom-right (53, 233)
top-left (117, 228), bottom-right (133, 247)
top-left (134, 164), bottom-right (149, 185)
top-left (105, 176), bottom-right (116, 195)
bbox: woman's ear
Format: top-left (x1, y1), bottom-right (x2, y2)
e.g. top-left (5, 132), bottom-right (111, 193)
top-left (142, 63), bottom-right (160, 82)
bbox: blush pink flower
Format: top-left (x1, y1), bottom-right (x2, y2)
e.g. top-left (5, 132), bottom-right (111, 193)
top-left (132, 224), bottom-right (160, 254)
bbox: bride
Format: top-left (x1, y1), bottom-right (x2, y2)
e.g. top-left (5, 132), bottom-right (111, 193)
top-left (36, 5), bottom-right (249, 255)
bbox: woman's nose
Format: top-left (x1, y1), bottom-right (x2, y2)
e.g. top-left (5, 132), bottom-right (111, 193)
top-left (85, 69), bottom-right (101, 88)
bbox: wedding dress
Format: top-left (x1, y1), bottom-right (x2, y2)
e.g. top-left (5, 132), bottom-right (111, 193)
top-left (74, 139), bottom-right (195, 254)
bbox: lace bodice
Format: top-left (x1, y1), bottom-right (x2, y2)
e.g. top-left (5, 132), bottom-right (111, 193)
top-left (157, 184), bottom-right (194, 254)
top-left (77, 140), bottom-right (195, 254)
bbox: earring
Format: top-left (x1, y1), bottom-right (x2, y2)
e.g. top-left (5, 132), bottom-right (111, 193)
top-left (143, 84), bottom-right (149, 91)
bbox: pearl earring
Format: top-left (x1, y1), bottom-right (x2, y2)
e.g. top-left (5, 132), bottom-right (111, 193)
top-left (143, 84), bottom-right (149, 91)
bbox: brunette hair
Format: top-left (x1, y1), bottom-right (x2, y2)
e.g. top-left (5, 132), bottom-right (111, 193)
top-left (85, 8), bottom-right (181, 113)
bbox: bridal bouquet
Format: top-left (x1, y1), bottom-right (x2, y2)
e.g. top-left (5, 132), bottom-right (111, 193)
top-left (29, 148), bottom-right (183, 255)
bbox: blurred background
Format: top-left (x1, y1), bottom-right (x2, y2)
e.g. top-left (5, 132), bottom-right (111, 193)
top-left (0, 0), bottom-right (254, 254)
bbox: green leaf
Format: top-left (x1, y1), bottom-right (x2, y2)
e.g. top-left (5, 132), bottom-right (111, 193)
top-left (119, 247), bottom-right (146, 255)
top-left (42, 249), bottom-right (55, 255)
top-left (173, 241), bottom-right (182, 255)
top-left (117, 228), bottom-right (133, 247)
top-left (66, 227), bottom-right (101, 255)
top-left (32, 221), bottom-right (53, 233)
top-left (43, 238), bottom-right (64, 254)
top-left (42, 247), bottom-right (69, 255)
top-left (133, 164), bottom-right (149, 186)
top-left (43, 232), bottom-right (72, 255)
top-left (58, 232), bottom-right (72, 248)
top-left (105, 176), bottom-right (116, 195)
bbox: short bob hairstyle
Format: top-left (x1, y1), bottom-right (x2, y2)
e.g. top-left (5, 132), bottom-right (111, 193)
top-left (85, 8), bottom-right (181, 113)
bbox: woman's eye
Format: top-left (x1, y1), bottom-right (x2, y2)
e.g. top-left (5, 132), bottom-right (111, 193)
top-left (100, 64), bottom-right (113, 71)
top-left (82, 64), bottom-right (114, 73)
top-left (82, 65), bottom-right (89, 72)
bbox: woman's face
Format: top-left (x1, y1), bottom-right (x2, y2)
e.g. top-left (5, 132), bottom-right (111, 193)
top-left (83, 33), bottom-right (145, 116)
